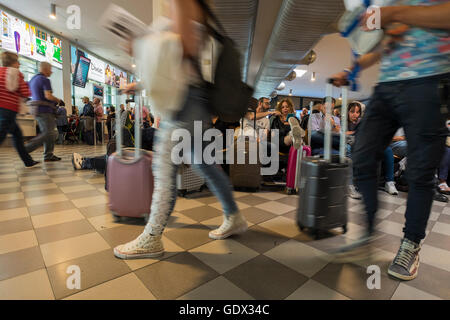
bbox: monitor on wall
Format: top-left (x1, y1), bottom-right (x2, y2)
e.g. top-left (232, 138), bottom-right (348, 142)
top-left (72, 55), bottom-right (91, 88)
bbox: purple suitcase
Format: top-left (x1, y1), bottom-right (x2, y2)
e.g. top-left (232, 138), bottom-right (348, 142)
top-left (107, 95), bottom-right (153, 222)
top-left (107, 150), bottom-right (153, 222)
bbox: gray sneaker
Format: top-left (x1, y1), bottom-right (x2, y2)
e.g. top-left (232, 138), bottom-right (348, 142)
top-left (349, 185), bottom-right (362, 200)
top-left (332, 232), bottom-right (384, 263)
top-left (388, 238), bottom-right (420, 281)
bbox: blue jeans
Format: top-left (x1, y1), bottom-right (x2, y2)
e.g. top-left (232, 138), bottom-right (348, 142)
top-left (144, 86), bottom-right (239, 236)
top-left (390, 140), bottom-right (408, 158)
top-left (438, 148), bottom-right (450, 181)
top-left (0, 108), bottom-right (34, 166)
top-left (383, 147), bottom-right (395, 182)
top-left (352, 74), bottom-right (448, 243)
top-left (25, 113), bottom-right (57, 159)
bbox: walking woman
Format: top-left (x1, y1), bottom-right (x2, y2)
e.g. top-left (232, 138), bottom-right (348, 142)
top-left (114, 0), bottom-right (247, 259)
top-left (0, 52), bottom-right (39, 167)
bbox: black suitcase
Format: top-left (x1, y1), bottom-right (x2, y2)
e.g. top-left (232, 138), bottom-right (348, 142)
top-left (297, 80), bottom-right (350, 239)
top-left (229, 109), bottom-right (261, 191)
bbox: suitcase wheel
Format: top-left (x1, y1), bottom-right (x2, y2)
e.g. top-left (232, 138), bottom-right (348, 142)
top-left (342, 224), bottom-right (348, 234)
top-left (178, 190), bottom-right (187, 198)
top-left (287, 188), bottom-right (296, 195)
top-left (312, 229), bottom-right (323, 240)
top-left (112, 214), bottom-right (122, 223)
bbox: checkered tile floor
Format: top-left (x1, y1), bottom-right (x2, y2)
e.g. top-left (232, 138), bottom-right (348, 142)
top-left (0, 144), bottom-right (449, 300)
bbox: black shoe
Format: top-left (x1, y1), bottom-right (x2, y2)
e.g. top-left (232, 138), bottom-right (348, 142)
top-left (44, 156), bottom-right (62, 162)
top-left (25, 160), bottom-right (40, 168)
top-left (433, 191), bottom-right (448, 203)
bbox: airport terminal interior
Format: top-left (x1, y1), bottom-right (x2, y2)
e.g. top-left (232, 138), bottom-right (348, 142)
top-left (0, 0), bottom-right (449, 301)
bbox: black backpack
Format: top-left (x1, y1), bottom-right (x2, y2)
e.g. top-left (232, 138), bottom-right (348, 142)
top-left (195, 0), bottom-right (254, 123)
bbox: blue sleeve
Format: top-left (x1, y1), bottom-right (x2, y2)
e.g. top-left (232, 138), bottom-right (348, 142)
top-left (43, 77), bottom-right (52, 92)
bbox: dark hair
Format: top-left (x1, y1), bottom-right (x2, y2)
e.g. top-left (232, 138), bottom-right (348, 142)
top-left (248, 97), bottom-right (258, 111)
top-left (258, 97), bottom-right (269, 105)
top-left (322, 97), bottom-right (336, 105)
top-left (1, 52), bottom-right (19, 67)
top-left (347, 102), bottom-right (362, 118)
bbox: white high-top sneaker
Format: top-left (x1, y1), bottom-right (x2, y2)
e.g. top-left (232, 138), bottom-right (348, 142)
top-left (385, 181), bottom-right (399, 195)
top-left (209, 212), bottom-right (248, 240)
top-left (72, 153), bottom-right (83, 170)
top-left (349, 185), bottom-right (362, 200)
top-left (114, 233), bottom-right (164, 259)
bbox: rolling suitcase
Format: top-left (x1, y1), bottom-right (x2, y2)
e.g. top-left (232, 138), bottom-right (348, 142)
top-left (286, 145), bottom-right (312, 195)
top-left (229, 109), bottom-right (261, 191)
top-left (107, 95), bottom-right (154, 222)
top-left (297, 79), bottom-right (350, 239)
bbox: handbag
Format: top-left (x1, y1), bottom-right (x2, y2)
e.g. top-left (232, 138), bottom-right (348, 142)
top-left (133, 17), bottom-right (188, 118)
top-left (194, 0), bottom-right (254, 123)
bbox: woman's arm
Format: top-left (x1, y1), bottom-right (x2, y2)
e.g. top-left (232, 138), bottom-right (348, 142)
top-left (171, 0), bottom-right (204, 57)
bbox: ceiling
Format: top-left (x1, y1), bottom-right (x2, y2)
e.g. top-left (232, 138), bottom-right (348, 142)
top-left (276, 33), bottom-right (380, 100)
top-left (0, 0), bottom-right (154, 72)
top-left (0, 0), bottom-right (381, 100)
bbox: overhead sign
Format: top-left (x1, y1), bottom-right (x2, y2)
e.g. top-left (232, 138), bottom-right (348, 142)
top-left (71, 45), bottom-right (127, 88)
top-left (88, 55), bottom-right (105, 83)
top-left (0, 10), bottom-right (63, 68)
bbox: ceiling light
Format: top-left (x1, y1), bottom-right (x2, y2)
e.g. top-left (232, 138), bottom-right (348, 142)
top-left (311, 72), bottom-right (316, 82)
top-left (294, 69), bottom-right (307, 78)
top-left (289, 89), bottom-right (293, 96)
top-left (49, 4), bottom-right (56, 19)
top-left (276, 82), bottom-right (286, 91)
top-left (132, 64), bottom-right (136, 68)
top-left (339, 94), bottom-right (342, 100)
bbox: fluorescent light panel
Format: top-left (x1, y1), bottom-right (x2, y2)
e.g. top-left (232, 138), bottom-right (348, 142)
top-left (294, 69), bottom-right (307, 78)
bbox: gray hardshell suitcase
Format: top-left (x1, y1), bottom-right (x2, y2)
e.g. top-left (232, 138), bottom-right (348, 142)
top-left (177, 164), bottom-right (205, 197)
top-left (297, 79), bottom-right (350, 238)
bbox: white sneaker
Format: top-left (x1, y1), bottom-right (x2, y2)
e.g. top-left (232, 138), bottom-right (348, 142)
top-left (114, 233), bottom-right (164, 259)
top-left (288, 117), bottom-right (304, 150)
top-left (72, 153), bottom-right (83, 170)
top-left (385, 181), bottom-right (399, 195)
top-left (209, 212), bottom-right (248, 240)
top-left (349, 185), bottom-right (362, 200)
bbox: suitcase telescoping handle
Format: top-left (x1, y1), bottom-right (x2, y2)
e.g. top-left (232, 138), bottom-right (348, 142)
top-left (240, 108), bottom-right (257, 138)
top-left (324, 79), bottom-right (350, 164)
top-left (115, 94), bottom-right (142, 158)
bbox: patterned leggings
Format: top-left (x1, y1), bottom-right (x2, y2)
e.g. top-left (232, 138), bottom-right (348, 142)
top-left (144, 88), bottom-right (239, 236)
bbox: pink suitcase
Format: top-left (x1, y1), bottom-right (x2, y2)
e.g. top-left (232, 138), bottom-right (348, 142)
top-left (107, 95), bottom-right (153, 222)
top-left (107, 150), bottom-right (154, 222)
top-left (286, 145), bottom-right (311, 194)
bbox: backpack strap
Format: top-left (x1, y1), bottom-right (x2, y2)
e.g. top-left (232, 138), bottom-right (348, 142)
top-left (196, 0), bottom-right (227, 43)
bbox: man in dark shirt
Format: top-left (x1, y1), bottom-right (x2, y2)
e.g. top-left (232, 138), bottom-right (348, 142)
top-left (80, 97), bottom-right (94, 117)
top-left (25, 62), bottom-right (63, 161)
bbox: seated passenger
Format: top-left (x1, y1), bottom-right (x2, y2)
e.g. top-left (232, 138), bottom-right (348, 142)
top-left (310, 98), bottom-right (342, 153)
top-left (237, 97), bottom-right (278, 139)
top-left (270, 98), bottom-right (303, 153)
top-left (347, 102), bottom-right (398, 195)
top-left (390, 128), bottom-right (407, 159)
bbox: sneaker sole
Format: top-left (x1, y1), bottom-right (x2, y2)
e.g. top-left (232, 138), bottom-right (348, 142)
top-left (387, 267), bottom-right (418, 281)
top-left (71, 155), bottom-right (82, 170)
top-left (113, 248), bottom-right (164, 260)
top-left (208, 224), bottom-right (248, 240)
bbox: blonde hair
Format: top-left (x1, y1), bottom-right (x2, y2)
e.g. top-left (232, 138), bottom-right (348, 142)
top-left (1, 52), bottom-right (19, 67)
top-left (276, 98), bottom-right (295, 114)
